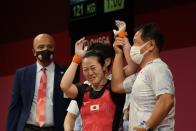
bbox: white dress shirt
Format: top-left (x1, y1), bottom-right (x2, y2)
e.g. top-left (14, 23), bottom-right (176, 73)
top-left (26, 61), bottom-right (55, 126)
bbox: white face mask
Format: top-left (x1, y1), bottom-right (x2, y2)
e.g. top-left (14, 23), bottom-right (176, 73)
top-left (130, 41), bottom-right (149, 64)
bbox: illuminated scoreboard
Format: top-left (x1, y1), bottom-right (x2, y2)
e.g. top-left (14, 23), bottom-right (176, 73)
top-left (70, 0), bottom-right (126, 21)
top-left (104, 0), bottom-right (125, 13)
top-left (69, 0), bottom-right (133, 44)
top-left (69, 0), bottom-right (133, 81)
top-left (70, 0), bottom-right (97, 20)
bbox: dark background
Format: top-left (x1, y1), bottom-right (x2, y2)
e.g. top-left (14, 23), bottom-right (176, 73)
top-left (0, 0), bottom-right (195, 47)
top-left (1, 0), bottom-right (196, 131)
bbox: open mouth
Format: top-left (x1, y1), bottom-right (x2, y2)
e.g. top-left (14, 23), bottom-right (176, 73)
top-left (89, 76), bottom-right (95, 82)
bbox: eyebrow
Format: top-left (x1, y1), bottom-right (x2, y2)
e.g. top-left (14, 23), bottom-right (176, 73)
top-left (83, 65), bottom-right (96, 68)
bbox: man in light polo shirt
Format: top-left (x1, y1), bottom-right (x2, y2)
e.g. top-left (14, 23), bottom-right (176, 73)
top-left (112, 23), bottom-right (175, 131)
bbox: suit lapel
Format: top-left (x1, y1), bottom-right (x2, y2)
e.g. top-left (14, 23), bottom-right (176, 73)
top-left (53, 64), bottom-right (62, 100)
top-left (54, 64), bottom-right (59, 94)
top-left (53, 64), bottom-right (61, 121)
top-left (53, 64), bottom-right (64, 105)
top-left (28, 64), bottom-right (37, 104)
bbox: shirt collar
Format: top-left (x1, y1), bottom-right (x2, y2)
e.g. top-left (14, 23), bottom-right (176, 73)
top-left (36, 61), bottom-right (55, 73)
top-left (145, 58), bottom-right (161, 65)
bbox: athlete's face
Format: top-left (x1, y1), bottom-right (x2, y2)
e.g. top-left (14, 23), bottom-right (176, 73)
top-left (82, 56), bottom-right (106, 88)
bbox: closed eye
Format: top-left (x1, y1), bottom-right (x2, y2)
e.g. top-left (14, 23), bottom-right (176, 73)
top-left (82, 68), bottom-right (88, 72)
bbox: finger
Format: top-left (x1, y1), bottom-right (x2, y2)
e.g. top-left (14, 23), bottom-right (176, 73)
top-left (114, 40), bottom-right (125, 44)
top-left (113, 42), bottom-right (124, 48)
top-left (79, 37), bottom-right (85, 42)
top-left (114, 41), bottom-right (124, 45)
top-left (118, 20), bottom-right (123, 24)
top-left (84, 46), bottom-right (88, 51)
top-left (116, 23), bottom-right (120, 28)
top-left (81, 40), bottom-right (88, 48)
top-left (115, 21), bottom-right (120, 27)
top-left (115, 20), bottom-right (120, 24)
top-left (79, 39), bottom-right (85, 45)
top-left (76, 37), bottom-right (85, 45)
top-left (115, 37), bottom-right (126, 42)
top-left (119, 22), bottom-right (126, 28)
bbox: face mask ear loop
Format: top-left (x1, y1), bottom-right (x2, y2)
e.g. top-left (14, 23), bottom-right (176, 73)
top-left (142, 49), bottom-right (149, 56)
top-left (139, 41), bottom-right (150, 54)
top-left (139, 41), bottom-right (149, 49)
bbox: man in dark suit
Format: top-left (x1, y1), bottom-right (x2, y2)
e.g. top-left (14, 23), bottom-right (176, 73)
top-left (7, 33), bottom-right (70, 131)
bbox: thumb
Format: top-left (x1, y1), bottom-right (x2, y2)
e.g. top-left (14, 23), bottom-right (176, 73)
top-left (84, 46), bottom-right (88, 51)
top-left (113, 29), bottom-right (118, 36)
top-left (133, 126), bottom-right (137, 130)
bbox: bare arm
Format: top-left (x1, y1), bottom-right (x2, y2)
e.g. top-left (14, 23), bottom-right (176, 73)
top-left (112, 20), bottom-right (137, 93)
top-left (111, 40), bottom-right (126, 93)
top-left (60, 37), bottom-right (87, 98)
top-left (64, 112), bottom-right (77, 131)
top-left (60, 62), bottom-right (79, 98)
top-left (133, 93), bottom-right (175, 130)
top-left (114, 20), bottom-right (138, 76)
top-left (146, 94), bottom-right (174, 129)
top-left (122, 38), bottom-right (138, 76)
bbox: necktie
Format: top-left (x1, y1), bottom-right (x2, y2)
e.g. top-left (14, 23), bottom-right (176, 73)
top-left (36, 68), bottom-right (47, 127)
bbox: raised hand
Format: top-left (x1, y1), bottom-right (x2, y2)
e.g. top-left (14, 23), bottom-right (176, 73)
top-left (113, 20), bottom-right (126, 37)
top-left (75, 37), bottom-right (88, 58)
top-left (113, 39), bottom-right (124, 54)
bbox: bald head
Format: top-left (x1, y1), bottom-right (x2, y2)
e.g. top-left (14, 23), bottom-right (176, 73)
top-left (32, 33), bottom-right (55, 57)
top-left (32, 33), bottom-right (56, 66)
top-left (33, 33), bottom-right (55, 49)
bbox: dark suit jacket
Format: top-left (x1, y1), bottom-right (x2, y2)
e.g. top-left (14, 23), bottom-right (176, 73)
top-left (7, 63), bottom-right (70, 131)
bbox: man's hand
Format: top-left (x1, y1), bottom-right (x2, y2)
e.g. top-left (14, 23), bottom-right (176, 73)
top-left (123, 108), bottom-right (129, 120)
top-left (133, 126), bottom-right (147, 131)
top-left (113, 39), bottom-right (124, 54)
top-left (122, 38), bottom-right (131, 52)
top-left (75, 37), bottom-right (88, 57)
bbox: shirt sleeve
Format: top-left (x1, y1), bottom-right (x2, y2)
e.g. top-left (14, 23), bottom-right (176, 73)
top-left (123, 93), bottom-right (131, 110)
top-left (67, 100), bottom-right (80, 115)
top-left (150, 64), bottom-right (175, 96)
top-left (123, 73), bottom-right (137, 93)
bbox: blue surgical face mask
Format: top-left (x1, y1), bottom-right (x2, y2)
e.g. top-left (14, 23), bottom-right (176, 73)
top-left (130, 41), bottom-right (149, 64)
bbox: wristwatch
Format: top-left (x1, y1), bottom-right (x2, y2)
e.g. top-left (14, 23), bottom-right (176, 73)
top-left (143, 122), bottom-right (150, 131)
top-left (139, 120), bottom-right (152, 131)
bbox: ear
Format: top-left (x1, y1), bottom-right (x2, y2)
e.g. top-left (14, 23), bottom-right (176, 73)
top-left (32, 49), bottom-right (36, 56)
top-left (149, 40), bottom-right (155, 51)
top-left (104, 58), bottom-right (111, 68)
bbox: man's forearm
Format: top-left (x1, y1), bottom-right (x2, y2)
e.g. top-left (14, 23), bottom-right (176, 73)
top-left (64, 112), bottom-right (77, 131)
top-left (146, 94), bottom-right (174, 129)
